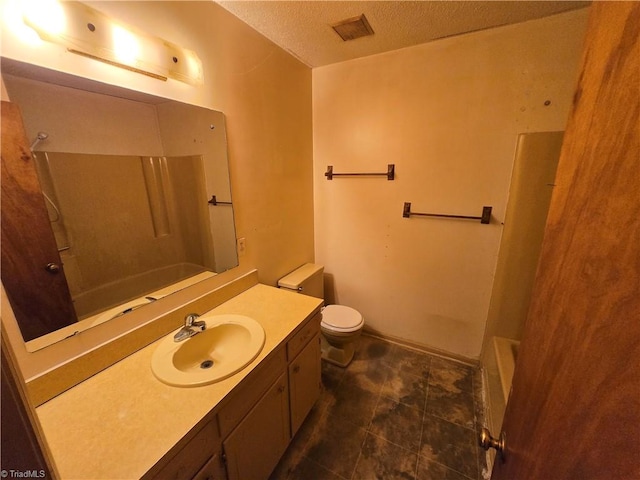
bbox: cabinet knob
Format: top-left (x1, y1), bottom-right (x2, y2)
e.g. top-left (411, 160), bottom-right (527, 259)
top-left (292, 364), bottom-right (300, 374)
top-left (278, 384), bottom-right (285, 393)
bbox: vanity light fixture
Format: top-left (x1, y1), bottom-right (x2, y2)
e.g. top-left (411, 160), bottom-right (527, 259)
top-left (21, 0), bottom-right (204, 85)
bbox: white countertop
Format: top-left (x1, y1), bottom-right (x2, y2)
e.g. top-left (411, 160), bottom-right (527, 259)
top-left (36, 284), bottom-right (322, 480)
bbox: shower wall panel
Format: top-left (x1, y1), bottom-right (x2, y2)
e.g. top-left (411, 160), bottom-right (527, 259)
top-left (45, 152), bottom-right (210, 317)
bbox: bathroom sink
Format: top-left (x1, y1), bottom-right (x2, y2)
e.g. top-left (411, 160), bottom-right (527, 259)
top-left (151, 314), bottom-right (266, 387)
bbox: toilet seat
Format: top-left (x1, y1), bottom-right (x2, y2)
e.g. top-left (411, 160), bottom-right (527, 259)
top-left (321, 305), bottom-right (364, 333)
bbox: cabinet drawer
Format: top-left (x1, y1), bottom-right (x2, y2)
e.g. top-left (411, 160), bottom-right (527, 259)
top-left (149, 420), bottom-right (219, 480)
top-left (218, 347), bottom-right (286, 438)
top-left (287, 311), bottom-right (321, 361)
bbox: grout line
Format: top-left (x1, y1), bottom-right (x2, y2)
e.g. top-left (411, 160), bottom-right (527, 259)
top-left (365, 428), bottom-right (423, 456)
top-left (335, 341), bottom-right (389, 479)
top-left (426, 410), bottom-right (477, 431)
top-left (366, 366), bottom-right (386, 431)
top-left (427, 458), bottom-right (478, 480)
top-left (416, 373), bottom-right (430, 478)
top-left (301, 454), bottom-right (351, 480)
top-left (349, 448), bottom-right (363, 480)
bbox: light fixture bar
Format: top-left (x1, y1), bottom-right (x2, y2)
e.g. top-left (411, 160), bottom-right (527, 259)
top-left (67, 49), bottom-right (168, 82)
top-left (22, 1), bottom-right (203, 85)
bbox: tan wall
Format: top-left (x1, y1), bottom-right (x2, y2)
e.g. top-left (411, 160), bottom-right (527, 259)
top-left (1, 0), bottom-right (314, 287)
top-left (1, 1), bottom-right (313, 378)
top-left (313, 9), bottom-right (589, 359)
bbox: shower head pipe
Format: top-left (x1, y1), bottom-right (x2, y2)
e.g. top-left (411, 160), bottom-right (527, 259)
top-left (30, 131), bottom-right (49, 151)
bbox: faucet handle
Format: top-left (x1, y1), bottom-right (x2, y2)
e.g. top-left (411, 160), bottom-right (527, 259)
top-left (192, 319), bottom-right (206, 332)
top-left (184, 313), bottom-right (200, 326)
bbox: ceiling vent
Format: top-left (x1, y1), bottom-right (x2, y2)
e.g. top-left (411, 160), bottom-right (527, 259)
top-left (331, 14), bottom-right (374, 42)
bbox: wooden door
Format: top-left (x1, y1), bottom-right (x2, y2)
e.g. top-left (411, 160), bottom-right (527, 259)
top-left (1, 332), bottom-right (53, 476)
top-left (1, 101), bottom-right (77, 341)
top-left (491, 3), bottom-right (639, 479)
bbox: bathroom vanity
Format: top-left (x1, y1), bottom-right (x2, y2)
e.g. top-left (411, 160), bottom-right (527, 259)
top-left (34, 282), bottom-right (323, 480)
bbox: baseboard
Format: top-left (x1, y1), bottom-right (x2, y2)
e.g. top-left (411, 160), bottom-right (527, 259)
top-left (361, 328), bottom-right (479, 367)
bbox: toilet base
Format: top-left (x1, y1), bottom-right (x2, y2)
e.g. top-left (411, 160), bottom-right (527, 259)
top-left (320, 336), bottom-right (355, 368)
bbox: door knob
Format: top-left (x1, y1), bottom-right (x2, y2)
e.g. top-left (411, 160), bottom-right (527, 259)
top-left (479, 427), bottom-right (505, 456)
top-left (45, 263), bottom-right (60, 273)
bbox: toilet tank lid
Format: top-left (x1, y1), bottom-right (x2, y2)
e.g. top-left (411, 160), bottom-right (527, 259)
top-left (277, 263), bottom-right (324, 290)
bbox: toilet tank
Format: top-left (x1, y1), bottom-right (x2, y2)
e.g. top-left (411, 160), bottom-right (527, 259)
top-left (277, 263), bottom-right (324, 299)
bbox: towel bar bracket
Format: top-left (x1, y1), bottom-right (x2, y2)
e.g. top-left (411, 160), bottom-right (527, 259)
top-left (208, 195), bottom-right (232, 206)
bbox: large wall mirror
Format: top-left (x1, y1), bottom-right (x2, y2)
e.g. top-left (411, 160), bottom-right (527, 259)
top-left (1, 58), bottom-right (239, 351)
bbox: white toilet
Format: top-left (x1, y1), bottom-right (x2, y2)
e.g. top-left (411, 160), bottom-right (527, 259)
top-left (278, 263), bottom-right (364, 367)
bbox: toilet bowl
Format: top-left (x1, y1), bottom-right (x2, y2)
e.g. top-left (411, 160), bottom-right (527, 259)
top-left (277, 263), bottom-right (365, 367)
top-left (320, 304), bottom-right (364, 367)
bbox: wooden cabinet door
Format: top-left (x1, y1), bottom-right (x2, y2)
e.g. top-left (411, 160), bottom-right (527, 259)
top-left (192, 453), bottom-right (226, 480)
top-left (289, 334), bottom-right (321, 436)
top-left (145, 420), bottom-right (220, 480)
top-left (1, 101), bottom-right (77, 341)
top-left (223, 373), bottom-right (290, 480)
top-left (491, 3), bottom-right (640, 479)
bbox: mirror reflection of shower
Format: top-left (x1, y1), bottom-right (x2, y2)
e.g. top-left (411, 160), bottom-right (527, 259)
top-left (30, 132), bottom-right (65, 227)
top-left (1, 63), bottom-right (238, 351)
top-left (30, 131), bottom-right (49, 150)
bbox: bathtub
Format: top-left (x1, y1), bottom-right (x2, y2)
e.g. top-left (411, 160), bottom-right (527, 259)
top-left (73, 262), bottom-right (209, 319)
top-left (25, 266), bottom-right (216, 352)
top-left (480, 336), bottom-right (521, 471)
top-left (493, 336), bottom-right (520, 401)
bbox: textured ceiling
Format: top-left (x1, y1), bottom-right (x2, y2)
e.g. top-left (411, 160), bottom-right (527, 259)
top-left (216, 1), bottom-right (590, 67)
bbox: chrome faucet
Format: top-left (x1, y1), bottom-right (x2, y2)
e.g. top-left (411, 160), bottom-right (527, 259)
top-left (173, 313), bottom-right (207, 342)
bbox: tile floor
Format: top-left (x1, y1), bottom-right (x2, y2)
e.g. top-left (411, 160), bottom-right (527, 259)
top-left (271, 334), bottom-right (488, 480)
